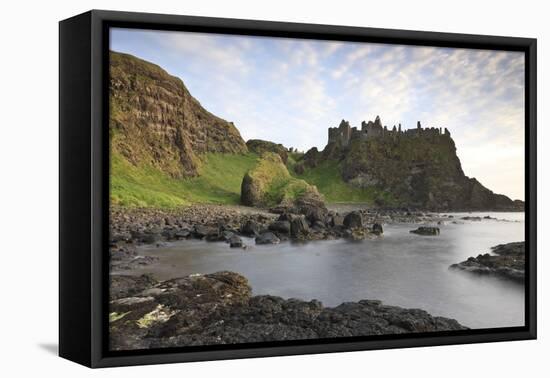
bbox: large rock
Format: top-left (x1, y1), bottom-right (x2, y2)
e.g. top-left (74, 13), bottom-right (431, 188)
top-left (229, 235), bottom-right (244, 248)
top-left (109, 271), bottom-right (468, 351)
top-left (450, 241), bottom-right (525, 282)
top-left (255, 232), bottom-right (281, 245)
top-left (328, 214), bottom-right (344, 227)
top-left (290, 216), bottom-right (310, 238)
top-left (302, 147), bottom-right (322, 168)
top-left (410, 226), bottom-right (440, 236)
top-left (269, 221), bottom-right (291, 234)
top-left (240, 153), bottom-right (328, 214)
top-left (240, 172), bottom-right (262, 207)
top-left (343, 211), bottom-right (363, 229)
top-left (240, 220), bottom-right (261, 236)
top-left (293, 189), bottom-right (327, 220)
top-left (372, 223), bottom-right (384, 235)
top-left (193, 224), bottom-right (217, 239)
top-left (246, 139), bottom-right (288, 163)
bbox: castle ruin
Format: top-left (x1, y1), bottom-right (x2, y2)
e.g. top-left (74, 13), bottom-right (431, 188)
top-left (327, 116), bottom-right (450, 147)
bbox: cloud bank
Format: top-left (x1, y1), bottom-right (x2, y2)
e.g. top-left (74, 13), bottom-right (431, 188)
top-left (111, 28), bottom-right (525, 200)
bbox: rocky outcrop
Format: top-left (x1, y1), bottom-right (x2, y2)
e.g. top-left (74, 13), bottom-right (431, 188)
top-left (246, 139), bottom-right (288, 163)
top-left (240, 172), bottom-right (262, 207)
top-left (109, 271), bottom-right (467, 350)
top-left (111, 205), bottom-right (451, 253)
top-left (110, 51), bottom-right (247, 178)
top-left (302, 147), bottom-right (322, 168)
top-left (343, 211), bottom-right (363, 229)
top-left (450, 241), bottom-right (525, 283)
top-left (109, 206), bottom-right (459, 253)
top-left (240, 153), bottom-right (327, 221)
top-left (410, 226), bottom-right (440, 236)
top-left (255, 232), bottom-right (281, 245)
top-left (317, 117), bottom-right (524, 211)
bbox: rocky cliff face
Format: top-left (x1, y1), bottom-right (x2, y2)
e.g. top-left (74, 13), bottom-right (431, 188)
top-left (316, 118), bottom-right (523, 211)
top-left (109, 51), bottom-right (247, 178)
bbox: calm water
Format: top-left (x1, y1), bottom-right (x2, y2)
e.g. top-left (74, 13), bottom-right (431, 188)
top-left (128, 212), bottom-right (525, 329)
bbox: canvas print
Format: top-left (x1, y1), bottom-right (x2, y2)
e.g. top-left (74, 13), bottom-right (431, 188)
top-left (108, 28), bottom-right (526, 351)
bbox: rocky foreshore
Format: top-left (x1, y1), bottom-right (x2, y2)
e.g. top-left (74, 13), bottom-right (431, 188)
top-left (449, 241), bottom-right (525, 283)
top-left (110, 205), bottom-right (451, 245)
top-left (109, 204), bottom-right (455, 270)
top-left (109, 271), bottom-right (467, 350)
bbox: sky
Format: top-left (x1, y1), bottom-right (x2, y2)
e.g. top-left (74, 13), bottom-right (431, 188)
top-left (110, 28), bottom-right (525, 201)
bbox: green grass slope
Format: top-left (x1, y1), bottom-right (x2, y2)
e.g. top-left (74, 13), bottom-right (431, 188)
top-left (111, 148), bottom-right (397, 208)
top-left (111, 152), bottom-right (259, 207)
top-left (289, 159), bottom-right (394, 205)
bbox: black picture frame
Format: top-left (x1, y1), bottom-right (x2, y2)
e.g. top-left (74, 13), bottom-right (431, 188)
top-left (59, 9), bottom-right (537, 368)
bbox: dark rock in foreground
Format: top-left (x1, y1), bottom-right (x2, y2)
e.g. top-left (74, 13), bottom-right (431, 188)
top-left (229, 235), bottom-right (244, 248)
top-left (372, 223), bottom-right (384, 235)
top-left (461, 216), bottom-right (482, 221)
top-left (343, 211), bottom-right (363, 229)
top-left (109, 271), bottom-right (467, 351)
top-left (410, 226), bottom-right (440, 236)
top-left (449, 241), bottom-right (525, 283)
top-left (110, 244), bottom-right (159, 271)
top-left (255, 232), bottom-right (281, 245)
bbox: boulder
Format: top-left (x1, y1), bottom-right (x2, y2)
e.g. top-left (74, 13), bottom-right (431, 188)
top-left (461, 216), bottom-right (482, 221)
top-left (277, 213), bottom-right (294, 222)
top-left (255, 232), bottom-right (281, 245)
top-left (410, 226), bottom-right (440, 236)
top-left (349, 228), bottom-right (367, 241)
top-left (303, 147), bottom-right (321, 168)
top-left (290, 216), bottom-right (310, 238)
top-left (221, 230), bottom-right (235, 241)
top-left (193, 224), bottom-right (216, 239)
top-left (343, 211), bottom-right (363, 229)
top-left (229, 235), bottom-right (244, 248)
top-left (268, 221), bottom-right (291, 234)
top-left (328, 214), bottom-right (344, 227)
top-left (313, 221), bottom-right (326, 230)
top-left (372, 223), bottom-right (384, 235)
top-left (130, 229), bottom-right (161, 244)
top-left (174, 230), bottom-right (191, 239)
top-left (246, 139), bottom-right (288, 163)
top-left (294, 190), bottom-right (328, 222)
top-left (240, 172), bottom-right (262, 207)
top-left (205, 229), bottom-right (223, 242)
top-left (241, 220), bottom-right (261, 236)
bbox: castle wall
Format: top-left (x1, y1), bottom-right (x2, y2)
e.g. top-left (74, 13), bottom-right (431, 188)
top-left (327, 117), bottom-right (451, 146)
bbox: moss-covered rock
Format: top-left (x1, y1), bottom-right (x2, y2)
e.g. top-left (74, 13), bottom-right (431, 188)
top-left (246, 139), bottom-right (288, 163)
top-left (240, 153), bottom-right (326, 215)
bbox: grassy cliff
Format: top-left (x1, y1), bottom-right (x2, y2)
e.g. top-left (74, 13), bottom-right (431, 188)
top-left (110, 51), bottom-right (247, 179)
top-left (111, 152), bottom-right (259, 207)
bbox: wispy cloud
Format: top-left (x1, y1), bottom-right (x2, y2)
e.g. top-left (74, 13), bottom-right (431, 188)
top-left (111, 28), bottom-right (525, 200)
